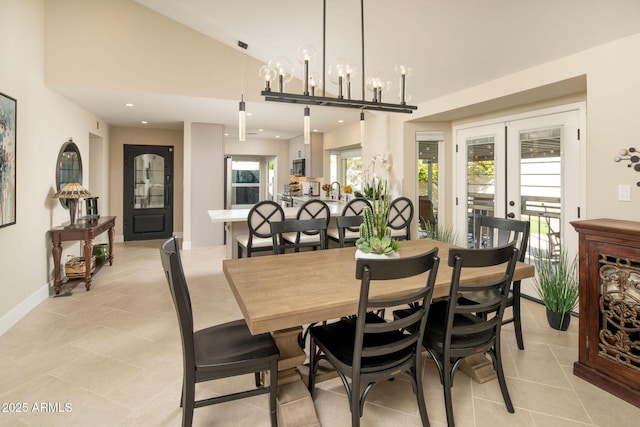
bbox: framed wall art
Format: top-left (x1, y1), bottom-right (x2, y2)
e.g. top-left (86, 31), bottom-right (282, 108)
top-left (0, 92), bottom-right (17, 228)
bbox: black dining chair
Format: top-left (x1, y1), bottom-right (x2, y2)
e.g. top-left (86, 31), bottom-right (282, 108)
top-left (422, 244), bottom-right (519, 427)
top-left (388, 196), bottom-right (414, 240)
top-left (281, 199), bottom-right (330, 251)
top-left (464, 214), bottom-right (530, 349)
top-left (308, 249), bottom-right (440, 427)
top-left (237, 200), bottom-right (284, 257)
top-left (271, 217), bottom-right (328, 254)
top-left (160, 236), bottom-right (279, 427)
top-left (327, 198), bottom-right (372, 247)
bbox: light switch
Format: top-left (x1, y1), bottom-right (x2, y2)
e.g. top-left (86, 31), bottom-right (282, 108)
top-left (618, 185), bottom-right (631, 201)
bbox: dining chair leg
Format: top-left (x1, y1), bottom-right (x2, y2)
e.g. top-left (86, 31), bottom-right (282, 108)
top-left (269, 360), bottom-right (278, 427)
top-left (491, 345), bottom-right (514, 413)
top-left (443, 358), bottom-right (455, 427)
top-left (307, 337), bottom-right (317, 395)
top-left (182, 380), bottom-right (195, 427)
top-left (350, 376), bottom-right (361, 427)
top-left (413, 363), bottom-right (430, 426)
top-left (512, 281), bottom-right (524, 350)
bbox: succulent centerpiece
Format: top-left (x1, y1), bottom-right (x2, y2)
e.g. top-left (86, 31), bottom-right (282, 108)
top-left (355, 178), bottom-right (399, 255)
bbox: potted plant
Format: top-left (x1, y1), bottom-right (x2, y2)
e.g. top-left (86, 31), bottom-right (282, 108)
top-left (356, 205), bottom-right (399, 255)
top-left (533, 249), bottom-right (579, 331)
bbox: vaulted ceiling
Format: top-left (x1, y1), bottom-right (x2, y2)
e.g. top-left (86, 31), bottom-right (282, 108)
top-left (53, 0), bottom-right (640, 138)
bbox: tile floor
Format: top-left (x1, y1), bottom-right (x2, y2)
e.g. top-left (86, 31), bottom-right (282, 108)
top-left (1, 240), bottom-right (639, 426)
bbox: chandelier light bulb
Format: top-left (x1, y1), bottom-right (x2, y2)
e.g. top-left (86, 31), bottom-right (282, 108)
top-left (296, 45), bottom-right (317, 63)
top-left (269, 56), bottom-right (294, 92)
top-left (258, 65), bottom-right (277, 92)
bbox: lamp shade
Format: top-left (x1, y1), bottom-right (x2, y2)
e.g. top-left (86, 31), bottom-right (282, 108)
top-left (54, 182), bottom-right (92, 199)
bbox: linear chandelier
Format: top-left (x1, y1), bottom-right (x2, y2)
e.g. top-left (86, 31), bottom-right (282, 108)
top-left (258, 0), bottom-right (418, 115)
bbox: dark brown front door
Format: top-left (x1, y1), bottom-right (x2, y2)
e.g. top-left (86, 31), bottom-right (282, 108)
top-left (123, 144), bottom-right (174, 241)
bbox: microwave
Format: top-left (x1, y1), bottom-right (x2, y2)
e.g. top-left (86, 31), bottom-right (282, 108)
top-left (292, 159), bottom-right (305, 177)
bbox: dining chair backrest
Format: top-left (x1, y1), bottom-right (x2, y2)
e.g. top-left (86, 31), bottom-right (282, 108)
top-left (248, 200), bottom-right (285, 239)
top-left (341, 198), bottom-right (372, 218)
top-left (388, 196), bottom-right (414, 240)
top-left (336, 215), bottom-right (364, 247)
top-left (160, 237), bottom-right (196, 371)
top-left (341, 198), bottom-right (371, 232)
top-left (473, 214), bottom-right (529, 261)
top-left (271, 218), bottom-right (328, 254)
top-left (296, 199), bottom-right (330, 236)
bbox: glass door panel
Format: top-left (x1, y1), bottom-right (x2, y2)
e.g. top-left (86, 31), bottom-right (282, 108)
top-left (134, 153), bottom-right (165, 209)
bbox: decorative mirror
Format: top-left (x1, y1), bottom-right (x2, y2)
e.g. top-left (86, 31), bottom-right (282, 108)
top-left (56, 139), bottom-right (83, 208)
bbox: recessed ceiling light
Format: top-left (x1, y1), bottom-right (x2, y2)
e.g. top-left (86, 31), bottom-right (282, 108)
top-left (125, 103), bottom-right (134, 107)
top-left (338, 119), bottom-right (344, 123)
top-left (258, 128), bottom-right (264, 132)
top-left (313, 129), bottom-right (319, 132)
top-left (247, 112), bottom-right (253, 116)
top-left (141, 120), bottom-right (148, 124)
top-left (275, 135), bottom-right (280, 138)
top-left (224, 133), bottom-right (229, 136)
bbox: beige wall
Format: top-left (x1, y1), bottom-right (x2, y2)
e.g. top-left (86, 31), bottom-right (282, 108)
top-left (44, 0), bottom-right (266, 104)
top-left (324, 33), bottom-right (640, 239)
top-left (109, 127), bottom-right (184, 240)
top-left (0, 0), bottom-right (109, 332)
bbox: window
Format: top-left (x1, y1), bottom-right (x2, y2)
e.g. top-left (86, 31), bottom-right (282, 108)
top-left (330, 147), bottom-right (362, 189)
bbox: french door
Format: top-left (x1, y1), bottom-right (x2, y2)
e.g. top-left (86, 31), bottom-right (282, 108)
top-left (455, 105), bottom-right (584, 298)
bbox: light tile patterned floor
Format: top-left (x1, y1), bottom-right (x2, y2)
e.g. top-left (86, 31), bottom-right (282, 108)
top-left (1, 240), bottom-right (639, 426)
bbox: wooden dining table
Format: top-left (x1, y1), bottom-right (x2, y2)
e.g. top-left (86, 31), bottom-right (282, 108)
top-left (223, 238), bottom-right (535, 427)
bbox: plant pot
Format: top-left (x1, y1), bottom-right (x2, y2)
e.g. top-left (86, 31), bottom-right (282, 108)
top-left (355, 249), bottom-right (400, 260)
top-left (92, 243), bottom-right (110, 262)
top-left (546, 308), bottom-right (571, 331)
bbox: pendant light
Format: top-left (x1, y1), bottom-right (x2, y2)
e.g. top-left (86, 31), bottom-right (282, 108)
top-left (360, 111), bottom-right (365, 146)
top-left (238, 94), bottom-right (246, 142)
top-left (303, 106), bottom-right (311, 145)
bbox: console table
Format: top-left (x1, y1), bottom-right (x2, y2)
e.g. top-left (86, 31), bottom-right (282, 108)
top-left (50, 216), bottom-right (116, 294)
top-left (571, 218), bottom-right (640, 408)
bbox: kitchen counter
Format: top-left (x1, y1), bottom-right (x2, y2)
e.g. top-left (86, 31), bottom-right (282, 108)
top-left (208, 199), bottom-right (346, 258)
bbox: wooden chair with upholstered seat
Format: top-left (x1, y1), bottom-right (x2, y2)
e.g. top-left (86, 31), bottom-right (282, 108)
top-left (422, 244), bottom-right (519, 427)
top-left (308, 249), bottom-right (440, 427)
top-left (160, 236), bottom-right (279, 427)
top-left (464, 214), bottom-right (530, 349)
top-left (236, 200), bottom-right (284, 257)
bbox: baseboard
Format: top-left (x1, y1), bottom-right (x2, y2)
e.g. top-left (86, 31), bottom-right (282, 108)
top-left (0, 282), bottom-right (49, 336)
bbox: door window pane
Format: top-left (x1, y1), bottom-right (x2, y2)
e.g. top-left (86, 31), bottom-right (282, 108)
top-left (418, 140), bottom-right (439, 231)
top-left (519, 127), bottom-right (562, 261)
top-left (466, 137), bottom-right (495, 246)
top-left (134, 154), bottom-right (164, 209)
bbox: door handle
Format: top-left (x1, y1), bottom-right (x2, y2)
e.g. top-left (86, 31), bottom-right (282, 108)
top-left (507, 212), bottom-right (516, 218)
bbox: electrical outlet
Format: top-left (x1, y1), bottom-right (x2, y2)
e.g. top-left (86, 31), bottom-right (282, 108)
top-left (618, 184), bottom-right (631, 201)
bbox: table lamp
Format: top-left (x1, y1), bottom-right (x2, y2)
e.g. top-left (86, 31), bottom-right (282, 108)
top-left (54, 182), bottom-right (92, 225)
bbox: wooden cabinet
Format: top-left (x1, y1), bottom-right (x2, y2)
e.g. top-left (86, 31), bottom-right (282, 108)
top-left (571, 218), bottom-right (640, 408)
